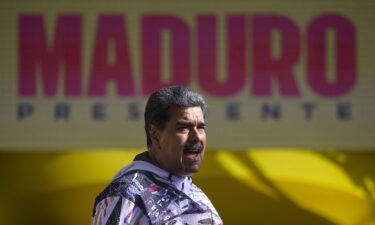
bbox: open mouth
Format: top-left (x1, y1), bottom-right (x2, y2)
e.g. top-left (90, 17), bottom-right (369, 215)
top-left (183, 147), bottom-right (203, 162)
top-left (183, 145), bottom-right (203, 154)
top-left (183, 149), bottom-right (202, 155)
top-left (183, 142), bottom-right (203, 161)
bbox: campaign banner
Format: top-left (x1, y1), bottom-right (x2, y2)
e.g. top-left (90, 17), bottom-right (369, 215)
top-left (0, 0), bottom-right (374, 150)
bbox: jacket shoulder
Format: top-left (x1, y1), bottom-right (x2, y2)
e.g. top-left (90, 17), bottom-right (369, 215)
top-left (93, 170), bottom-right (155, 210)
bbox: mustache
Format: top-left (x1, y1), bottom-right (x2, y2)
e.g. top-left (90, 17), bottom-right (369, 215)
top-left (183, 141), bottom-right (204, 152)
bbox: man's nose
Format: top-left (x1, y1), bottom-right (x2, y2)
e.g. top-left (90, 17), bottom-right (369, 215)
top-left (189, 127), bottom-right (201, 142)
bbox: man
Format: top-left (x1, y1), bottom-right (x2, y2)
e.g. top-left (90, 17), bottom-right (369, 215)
top-left (92, 86), bottom-right (223, 225)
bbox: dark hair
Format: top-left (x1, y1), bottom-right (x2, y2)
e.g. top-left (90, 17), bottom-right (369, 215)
top-left (144, 86), bottom-right (207, 147)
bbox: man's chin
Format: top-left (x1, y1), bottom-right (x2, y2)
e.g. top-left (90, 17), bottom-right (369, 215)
top-left (181, 165), bottom-right (201, 176)
top-left (179, 154), bottom-right (203, 176)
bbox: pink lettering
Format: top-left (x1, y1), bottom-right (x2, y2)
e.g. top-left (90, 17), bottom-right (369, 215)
top-left (307, 14), bottom-right (356, 97)
top-left (18, 14), bottom-right (82, 97)
top-left (88, 15), bottom-right (134, 96)
top-left (17, 13), bottom-right (357, 99)
top-left (141, 15), bottom-right (190, 96)
top-left (197, 15), bottom-right (246, 97)
top-left (252, 15), bottom-right (301, 97)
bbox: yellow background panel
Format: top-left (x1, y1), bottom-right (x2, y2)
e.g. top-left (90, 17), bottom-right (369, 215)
top-left (0, 149), bottom-right (374, 225)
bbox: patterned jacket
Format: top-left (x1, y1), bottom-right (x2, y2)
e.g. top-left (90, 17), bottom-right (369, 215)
top-left (92, 152), bottom-right (223, 225)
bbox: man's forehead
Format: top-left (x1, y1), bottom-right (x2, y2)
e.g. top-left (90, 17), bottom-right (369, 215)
top-left (170, 106), bottom-right (204, 120)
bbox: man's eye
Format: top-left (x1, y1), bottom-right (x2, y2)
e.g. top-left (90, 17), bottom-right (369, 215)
top-left (177, 126), bottom-right (189, 131)
top-left (197, 126), bottom-right (206, 133)
top-left (198, 124), bottom-right (206, 129)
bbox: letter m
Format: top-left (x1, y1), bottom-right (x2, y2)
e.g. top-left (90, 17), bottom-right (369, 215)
top-left (18, 14), bottom-right (81, 97)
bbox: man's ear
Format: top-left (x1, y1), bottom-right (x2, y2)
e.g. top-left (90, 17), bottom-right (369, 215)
top-left (149, 125), bottom-right (161, 149)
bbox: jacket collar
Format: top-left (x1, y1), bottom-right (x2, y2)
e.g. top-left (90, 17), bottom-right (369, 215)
top-left (114, 151), bottom-right (191, 187)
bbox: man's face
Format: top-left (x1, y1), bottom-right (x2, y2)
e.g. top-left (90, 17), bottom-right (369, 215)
top-left (153, 106), bottom-right (206, 176)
